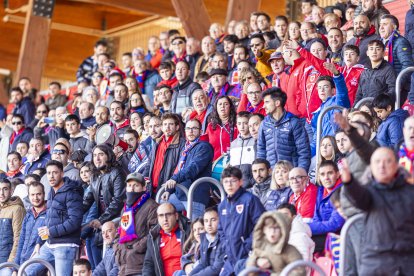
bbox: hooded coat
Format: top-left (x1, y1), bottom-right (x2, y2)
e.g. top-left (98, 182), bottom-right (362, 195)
top-left (376, 109), bottom-right (409, 147)
top-left (246, 212), bottom-right (305, 276)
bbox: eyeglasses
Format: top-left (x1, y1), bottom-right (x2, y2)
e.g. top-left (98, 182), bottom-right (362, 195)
top-left (250, 43), bottom-right (263, 48)
top-left (247, 91), bottom-right (261, 96)
top-left (185, 127), bottom-right (200, 132)
top-left (12, 121), bottom-right (22, 125)
top-left (172, 41), bottom-right (184, 46)
top-left (52, 149), bottom-right (67, 155)
top-left (157, 212), bottom-right (175, 219)
top-left (289, 175), bottom-right (307, 182)
top-left (37, 110), bottom-right (48, 114)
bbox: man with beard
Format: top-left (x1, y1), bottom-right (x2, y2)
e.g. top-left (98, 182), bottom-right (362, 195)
top-left (119, 129), bottom-right (139, 173)
top-left (85, 106), bottom-right (110, 153)
top-left (361, 0), bottom-right (389, 33)
top-left (248, 158), bottom-right (273, 207)
top-left (110, 100), bottom-right (130, 140)
top-left (79, 102), bottom-right (96, 129)
top-left (345, 14), bottom-right (380, 66)
top-left (10, 87), bottom-right (35, 125)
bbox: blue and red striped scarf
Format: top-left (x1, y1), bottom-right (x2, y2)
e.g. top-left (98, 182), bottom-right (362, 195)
top-left (173, 137), bottom-right (200, 174)
top-left (384, 31), bottom-right (401, 65)
top-left (208, 82), bottom-right (230, 101)
top-left (133, 70), bottom-right (148, 91)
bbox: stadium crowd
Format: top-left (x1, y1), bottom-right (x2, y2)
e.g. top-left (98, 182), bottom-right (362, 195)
top-left (1, 0), bottom-right (414, 275)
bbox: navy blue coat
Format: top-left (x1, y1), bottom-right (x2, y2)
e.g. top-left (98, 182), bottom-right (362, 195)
top-left (189, 233), bottom-right (225, 276)
top-left (10, 128), bottom-right (33, 152)
top-left (0, 104), bottom-right (6, 121)
top-left (308, 184), bottom-right (345, 235)
top-left (170, 139), bottom-right (214, 206)
top-left (376, 109), bottom-right (409, 147)
top-left (15, 208), bottom-right (47, 265)
top-left (405, 5), bottom-right (414, 58)
top-left (46, 177), bottom-right (83, 245)
top-left (23, 151), bottom-right (51, 175)
top-left (264, 187), bottom-right (293, 211)
top-left (257, 111), bottom-right (311, 171)
top-left (386, 34), bottom-right (414, 75)
top-left (218, 188), bottom-right (265, 272)
top-left (13, 97), bottom-right (35, 125)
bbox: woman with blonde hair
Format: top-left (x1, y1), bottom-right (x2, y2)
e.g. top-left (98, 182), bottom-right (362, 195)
top-left (264, 160), bottom-right (293, 211)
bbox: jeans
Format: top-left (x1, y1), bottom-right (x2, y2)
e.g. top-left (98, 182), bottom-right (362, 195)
top-left (167, 193), bottom-right (205, 221)
top-left (24, 244), bottom-right (78, 276)
top-left (86, 237), bottom-right (102, 270)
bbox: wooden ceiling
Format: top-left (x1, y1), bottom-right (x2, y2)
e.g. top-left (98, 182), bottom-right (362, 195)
top-left (0, 0), bottom-right (285, 83)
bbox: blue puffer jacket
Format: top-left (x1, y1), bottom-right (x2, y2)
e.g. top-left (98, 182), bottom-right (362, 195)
top-left (45, 177), bottom-right (83, 245)
top-left (144, 70), bottom-right (162, 104)
top-left (13, 97), bottom-right (35, 126)
top-left (387, 33), bottom-right (414, 75)
top-left (23, 151), bottom-right (51, 175)
top-left (170, 138), bottom-right (214, 206)
top-left (264, 186), bottom-right (293, 211)
top-left (376, 109), bottom-right (409, 147)
top-left (10, 128), bottom-right (34, 152)
top-left (308, 184), bottom-right (345, 235)
top-left (405, 5), bottom-right (414, 58)
top-left (15, 207), bottom-right (47, 265)
top-left (257, 111), bottom-right (311, 171)
top-left (218, 188), bottom-right (265, 272)
top-left (311, 73), bottom-right (350, 156)
top-left (189, 233), bottom-right (225, 276)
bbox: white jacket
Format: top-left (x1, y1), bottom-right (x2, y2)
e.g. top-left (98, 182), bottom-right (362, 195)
top-left (0, 125), bottom-right (12, 172)
top-left (289, 215), bottom-right (315, 262)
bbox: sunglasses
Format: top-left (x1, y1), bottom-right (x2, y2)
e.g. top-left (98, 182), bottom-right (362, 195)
top-left (172, 41), bottom-right (184, 46)
top-left (12, 121), bottom-right (22, 125)
top-left (52, 149), bottom-right (67, 155)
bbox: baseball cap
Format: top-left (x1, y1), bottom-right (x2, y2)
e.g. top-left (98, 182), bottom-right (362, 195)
top-left (209, 68), bottom-right (228, 77)
top-left (126, 172), bottom-right (145, 184)
top-left (268, 51), bottom-right (283, 63)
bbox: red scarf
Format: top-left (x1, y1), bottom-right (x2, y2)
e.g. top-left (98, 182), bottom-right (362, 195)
top-left (159, 77), bottom-right (178, 88)
top-left (10, 128), bottom-right (25, 145)
top-left (172, 51), bottom-right (187, 64)
top-left (189, 109), bottom-right (207, 126)
top-left (151, 135), bottom-right (174, 189)
top-left (355, 26), bottom-right (376, 47)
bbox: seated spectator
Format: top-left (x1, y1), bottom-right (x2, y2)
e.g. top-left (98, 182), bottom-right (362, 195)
top-left (45, 82), bottom-right (66, 110)
top-left (245, 211), bottom-right (304, 275)
top-left (161, 119), bottom-right (213, 220)
top-left (10, 86), bottom-right (35, 125)
top-left (267, 51), bottom-right (287, 89)
top-left (109, 100), bottom-right (130, 140)
top-left (288, 167), bottom-right (318, 222)
top-left (28, 104), bottom-right (48, 130)
top-left (184, 89), bottom-right (213, 133)
top-left (79, 102), bottom-right (96, 129)
top-left (342, 147), bottom-right (414, 275)
top-left (170, 36), bottom-right (187, 64)
top-left (399, 116), bottom-right (414, 176)
top-left (206, 96), bottom-right (238, 161)
top-left (16, 141), bottom-right (29, 161)
top-left (308, 160), bottom-right (345, 252)
top-left (257, 88), bottom-right (311, 170)
top-left (158, 62), bottom-right (178, 88)
top-left (355, 40), bottom-right (396, 104)
top-left (64, 114), bottom-right (88, 152)
top-left (218, 167), bottom-right (265, 275)
top-left (372, 93), bottom-right (408, 147)
top-left (265, 160), bottom-right (293, 211)
top-left (156, 85), bottom-right (173, 114)
top-left (327, 28), bottom-right (344, 65)
top-left (115, 172), bottom-right (158, 275)
top-left (361, 0), bottom-right (390, 32)
top-left (230, 112), bottom-right (255, 187)
top-left (129, 93), bottom-right (149, 116)
top-left (131, 59), bottom-right (162, 105)
top-left (309, 135), bottom-right (342, 182)
top-left (207, 69), bottom-right (236, 104)
top-left (6, 151), bottom-right (23, 181)
top-left (9, 114), bottom-right (33, 152)
top-left (23, 138), bottom-right (51, 175)
top-left (277, 203), bottom-right (315, 262)
top-left (248, 158), bottom-right (272, 206)
top-left (185, 37), bottom-right (201, 78)
top-left (146, 36), bottom-right (163, 70)
top-left (14, 182), bottom-right (46, 267)
top-left (93, 221), bottom-right (119, 276)
top-left (73, 259), bottom-right (92, 276)
top-left (143, 203), bottom-right (190, 276)
top-left (248, 113), bottom-right (264, 153)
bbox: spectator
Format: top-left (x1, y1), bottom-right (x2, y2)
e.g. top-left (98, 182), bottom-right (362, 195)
top-left (327, 27), bottom-right (344, 65)
top-left (76, 39), bottom-right (107, 84)
top-left (257, 88), bottom-right (311, 170)
top-left (207, 69), bottom-right (236, 104)
top-left (237, 82), bottom-right (266, 116)
top-left (267, 51), bottom-right (287, 89)
top-left (223, 35), bottom-right (239, 70)
top-left (372, 94), bottom-right (408, 147)
top-left (65, 114), bottom-right (88, 151)
top-left (342, 147), bottom-right (414, 275)
top-left (312, 6), bottom-right (327, 34)
top-left (248, 158), bottom-right (272, 206)
top-left (346, 14), bottom-right (381, 66)
top-left (186, 37), bottom-right (201, 78)
top-left (79, 101), bottom-right (96, 129)
top-left (177, 218), bottom-right (205, 274)
top-left (10, 87), bottom-right (36, 125)
top-left (324, 13), bottom-right (341, 33)
top-left (194, 36), bottom-right (216, 79)
top-left (354, 40), bottom-right (396, 104)
top-left (129, 92), bottom-right (148, 116)
top-left (299, 22), bottom-right (319, 48)
top-left (210, 52), bottom-right (228, 70)
top-left (23, 138), bottom-right (51, 175)
top-left (158, 62), bottom-right (178, 89)
top-left (131, 59), bottom-right (162, 105)
top-left (128, 111), bottom-right (143, 136)
top-left (171, 60), bottom-right (202, 115)
top-left (277, 203), bottom-right (315, 262)
top-left (143, 203), bottom-right (190, 276)
top-left (114, 172), bottom-right (158, 275)
top-left (16, 141), bottom-right (29, 161)
top-left (301, 0), bottom-right (317, 22)
top-left (288, 167), bottom-right (318, 222)
top-left (146, 114), bottom-right (185, 196)
top-left (265, 160), bottom-right (293, 211)
top-left (29, 104), bottom-right (48, 130)
top-left (93, 221), bottom-right (119, 276)
top-left (6, 151), bottom-right (23, 181)
top-left (308, 160), bottom-right (345, 252)
top-left (156, 85), bottom-right (173, 114)
top-left (45, 82), bottom-right (66, 110)
top-left (118, 128), bottom-right (139, 170)
top-left (73, 259), bottom-right (92, 276)
top-left (250, 33), bottom-right (274, 78)
top-left (25, 160), bottom-right (83, 276)
top-left (209, 23), bottom-right (225, 53)
top-left (185, 89), bottom-right (213, 133)
top-left (245, 211), bottom-right (304, 275)
top-left (248, 113), bottom-right (264, 153)
top-left (406, 0), bottom-right (414, 58)
top-left (218, 167), bottom-right (265, 275)
top-left (34, 106), bottom-right (68, 149)
top-left (399, 116), bottom-right (414, 176)
top-left (109, 100), bottom-right (130, 140)
top-left (113, 83), bottom-right (129, 106)
top-left (9, 114), bottom-right (33, 152)
top-left (288, 21), bottom-right (302, 43)
top-left (229, 112), bottom-right (255, 187)
top-left (161, 119), bottom-right (213, 220)
top-left (145, 36), bottom-right (163, 70)
top-left (14, 182), bottom-right (46, 267)
top-left (121, 52), bottom-right (133, 75)
top-left (361, 0), bottom-right (390, 33)
top-left (170, 36), bottom-right (187, 65)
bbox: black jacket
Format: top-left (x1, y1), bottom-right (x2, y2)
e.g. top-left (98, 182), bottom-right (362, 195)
top-left (34, 125), bottom-right (67, 149)
top-left (142, 216), bottom-right (190, 276)
top-left (13, 97), bottom-right (35, 126)
top-left (189, 233), bottom-right (225, 276)
top-left (343, 171), bottom-right (414, 275)
top-left (83, 166), bottom-right (126, 224)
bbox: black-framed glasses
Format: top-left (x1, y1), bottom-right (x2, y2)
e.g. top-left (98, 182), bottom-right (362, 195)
top-left (12, 121), bottom-right (22, 125)
top-left (157, 212), bottom-right (175, 219)
top-left (289, 175), bottom-right (307, 182)
top-left (185, 127), bottom-right (200, 132)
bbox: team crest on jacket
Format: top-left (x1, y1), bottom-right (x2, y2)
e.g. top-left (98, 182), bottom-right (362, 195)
top-left (120, 210), bottom-right (132, 230)
top-left (236, 204), bottom-right (244, 214)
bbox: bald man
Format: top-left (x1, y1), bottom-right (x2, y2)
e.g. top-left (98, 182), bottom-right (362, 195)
top-left (342, 147), bottom-right (414, 275)
top-left (143, 203), bottom-right (190, 276)
top-left (345, 14), bottom-right (380, 66)
top-left (93, 221), bottom-right (118, 276)
top-left (288, 167), bottom-right (318, 222)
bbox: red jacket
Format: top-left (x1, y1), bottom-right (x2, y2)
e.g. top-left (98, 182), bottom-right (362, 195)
top-left (289, 183), bottom-right (318, 220)
top-left (237, 93), bottom-right (267, 116)
top-left (206, 123), bottom-right (238, 161)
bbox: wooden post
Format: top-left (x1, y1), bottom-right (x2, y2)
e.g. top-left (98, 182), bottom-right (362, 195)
top-left (225, 0), bottom-right (261, 26)
top-left (15, 0), bottom-right (53, 89)
top-left (171, 0), bottom-right (211, 40)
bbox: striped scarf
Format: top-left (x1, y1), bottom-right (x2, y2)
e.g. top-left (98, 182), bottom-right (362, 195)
top-left (173, 138), bottom-right (200, 174)
top-left (384, 31), bottom-right (401, 65)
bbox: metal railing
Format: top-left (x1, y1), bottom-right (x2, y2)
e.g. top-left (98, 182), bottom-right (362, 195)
top-left (187, 177), bottom-right (226, 219)
top-left (354, 97), bottom-right (374, 109)
top-left (338, 213), bottom-right (365, 276)
top-left (238, 266), bottom-right (271, 276)
top-left (395, 67), bottom-right (414, 110)
top-left (281, 260), bottom-right (326, 276)
top-left (315, 105), bottom-right (345, 167)
top-left (155, 184), bottom-right (189, 211)
top-left (18, 258), bottom-right (56, 276)
top-left (0, 262), bottom-right (20, 272)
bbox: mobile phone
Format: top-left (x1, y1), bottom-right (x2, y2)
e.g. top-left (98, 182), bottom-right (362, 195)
top-left (44, 117), bottom-right (55, 124)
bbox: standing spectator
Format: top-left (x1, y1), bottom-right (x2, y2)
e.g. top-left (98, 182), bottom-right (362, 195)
top-left (312, 6), bottom-right (327, 34)
top-left (93, 221), bottom-right (119, 276)
top-left (23, 138), bottom-right (51, 175)
top-left (237, 82), bottom-right (266, 116)
top-left (10, 87), bottom-right (35, 128)
top-left (218, 167), bottom-right (265, 275)
top-left (207, 69), bottom-right (236, 104)
top-left (76, 40), bottom-right (108, 84)
top-left (34, 106), bottom-right (68, 149)
top-left (209, 23), bottom-right (226, 53)
top-left (399, 116), bottom-right (414, 175)
top-left (257, 88), bottom-right (311, 170)
top-left (14, 182), bottom-right (46, 267)
top-left (156, 85), bottom-right (173, 114)
top-left (25, 160), bottom-right (83, 276)
top-left (131, 59), bottom-right (162, 105)
top-left (115, 172), bottom-right (158, 276)
top-left (194, 36), bottom-right (216, 79)
top-left (327, 27), bottom-right (345, 65)
top-left (73, 259), bottom-right (92, 276)
top-left (342, 148), bottom-right (414, 275)
top-left (0, 179), bottom-right (25, 271)
top-left (406, 0), bottom-right (414, 58)
top-left (28, 104), bottom-right (48, 130)
top-left (170, 36), bottom-right (187, 64)
top-left (301, 0), bottom-right (318, 22)
top-left (143, 203), bottom-right (190, 276)
top-left (145, 36), bottom-right (163, 70)
top-left (161, 119), bottom-right (213, 220)
top-left (360, 0), bottom-right (389, 32)
top-left (45, 82), bottom-right (66, 110)
top-left (121, 52), bottom-right (133, 75)
top-left (248, 113), bottom-right (264, 153)
top-left (186, 37), bottom-right (201, 78)
top-left (9, 114), bottom-right (33, 152)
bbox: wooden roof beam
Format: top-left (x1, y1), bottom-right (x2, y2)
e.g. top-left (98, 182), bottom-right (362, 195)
top-left (225, 0), bottom-right (261, 26)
